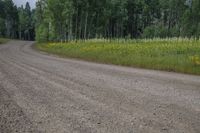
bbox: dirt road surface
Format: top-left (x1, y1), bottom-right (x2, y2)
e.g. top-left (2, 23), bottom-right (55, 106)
top-left (0, 41), bottom-right (200, 133)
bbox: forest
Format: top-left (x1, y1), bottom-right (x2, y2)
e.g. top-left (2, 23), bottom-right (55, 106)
top-left (0, 0), bottom-right (200, 42)
top-left (0, 0), bottom-right (35, 40)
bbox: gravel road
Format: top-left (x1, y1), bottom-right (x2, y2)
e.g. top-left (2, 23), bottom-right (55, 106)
top-left (0, 41), bottom-right (200, 133)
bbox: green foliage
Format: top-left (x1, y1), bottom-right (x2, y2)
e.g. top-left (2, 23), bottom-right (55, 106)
top-left (36, 24), bottom-right (49, 42)
top-left (18, 2), bottom-right (35, 40)
top-left (181, 0), bottom-right (200, 38)
top-left (34, 0), bottom-right (200, 42)
top-left (143, 25), bottom-right (169, 38)
top-left (36, 38), bottom-right (200, 75)
top-left (142, 26), bottom-right (156, 38)
top-left (0, 0), bottom-right (35, 40)
top-left (0, 18), bottom-right (6, 37)
top-left (0, 0), bottom-right (200, 41)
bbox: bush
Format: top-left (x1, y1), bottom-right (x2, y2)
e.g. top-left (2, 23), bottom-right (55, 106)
top-left (35, 24), bottom-right (49, 43)
top-left (142, 26), bottom-right (156, 38)
top-left (142, 25), bottom-right (169, 38)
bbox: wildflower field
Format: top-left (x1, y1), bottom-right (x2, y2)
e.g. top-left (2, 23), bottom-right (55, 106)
top-left (36, 38), bottom-right (200, 75)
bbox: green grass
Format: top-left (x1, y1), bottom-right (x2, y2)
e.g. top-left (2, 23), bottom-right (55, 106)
top-left (0, 38), bottom-right (9, 44)
top-left (36, 38), bottom-right (200, 75)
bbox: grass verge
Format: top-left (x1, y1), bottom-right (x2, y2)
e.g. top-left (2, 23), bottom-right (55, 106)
top-left (35, 38), bottom-right (200, 75)
top-left (0, 38), bottom-right (10, 44)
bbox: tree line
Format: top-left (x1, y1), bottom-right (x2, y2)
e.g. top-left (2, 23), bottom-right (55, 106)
top-left (0, 0), bottom-right (200, 42)
top-left (0, 0), bottom-right (35, 40)
top-left (35, 0), bottom-right (200, 42)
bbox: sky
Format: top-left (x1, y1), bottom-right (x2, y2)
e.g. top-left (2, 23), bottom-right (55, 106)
top-left (13, 0), bottom-right (37, 9)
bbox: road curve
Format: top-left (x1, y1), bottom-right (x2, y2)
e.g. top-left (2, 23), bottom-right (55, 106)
top-left (0, 41), bottom-right (200, 133)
